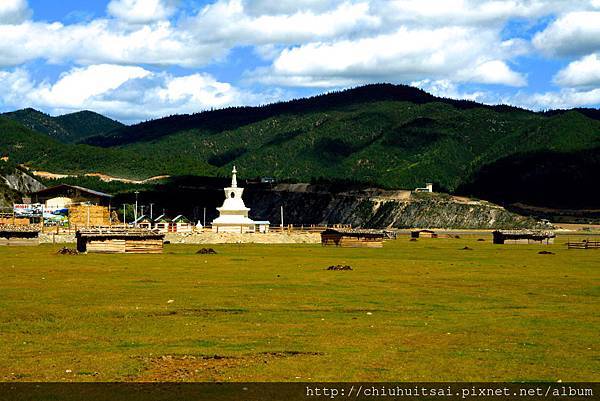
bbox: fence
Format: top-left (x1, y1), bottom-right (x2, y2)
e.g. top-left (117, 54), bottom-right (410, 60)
top-left (566, 240), bottom-right (600, 249)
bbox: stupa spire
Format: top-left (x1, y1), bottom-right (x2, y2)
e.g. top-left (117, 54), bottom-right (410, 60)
top-left (231, 165), bottom-right (237, 188)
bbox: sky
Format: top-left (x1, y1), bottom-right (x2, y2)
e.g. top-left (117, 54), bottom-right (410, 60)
top-left (0, 0), bottom-right (599, 123)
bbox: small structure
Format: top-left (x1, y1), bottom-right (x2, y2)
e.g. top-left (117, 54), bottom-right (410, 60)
top-left (254, 221), bottom-right (270, 233)
top-left (0, 225), bottom-right (40, 246)
top-left (411, 229), bottom-right (438, 239)
top-left (414, 183), bottom-right (434, 193)
top-left (321, 228), bottom-right (385, 248)
top-left (212, 166), bottom-right (268, 233)
top-left (76, 228), bottom-right (165, 254)
top-left (172, 215), bottom-right (193, 233)
top-left (493, 230), bottom-right (555, 245)
top-left (154, 214), bottom-right (172, 233)
top-left (132, 215), bottom-right (153, 230)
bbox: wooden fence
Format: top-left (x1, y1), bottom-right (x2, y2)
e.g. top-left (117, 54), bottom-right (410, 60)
top-left (566, 240), bottom-right (600, 249)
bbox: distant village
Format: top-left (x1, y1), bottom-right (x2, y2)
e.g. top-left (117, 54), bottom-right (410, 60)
top-left (0, 166), bottom-right (570, 253)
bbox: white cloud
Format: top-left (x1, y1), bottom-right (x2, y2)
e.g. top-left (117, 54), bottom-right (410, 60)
top-left (0, 20), bottom-right (225, 68)
top-left (107, 0), bottom-right (177, 23)
top-left (465, 60), bottom-right (527, 87)
top-left (411, 79), bottom-right (486, 102)
top-left (554, 53), bottom-right (600, 88)
top-left (253, 26), bottom-right (526, 87)
top-left (36, 64), bottom-right (151, 107)
top-left (515, 87), bottom-right (600, 110)
top-left (189, 0), bottom-right (380, 45)
top-left (0, 65), bottom-right (275, 122)
top-left (533, 11), bottom-right (600, 57)
top-left (0, 0), bottom-right (30, 24)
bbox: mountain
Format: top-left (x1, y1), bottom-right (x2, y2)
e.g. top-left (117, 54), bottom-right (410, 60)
top-left (0, 116), bottom-right (214, 179)
top-left (457, 147), bottom-right (600, 210)
top-left (84, 84), bottom-right (530, 147)
top-left (0, 84), bottom-right (599, 213)
top-left (1, 108), bottom-right (124, 143)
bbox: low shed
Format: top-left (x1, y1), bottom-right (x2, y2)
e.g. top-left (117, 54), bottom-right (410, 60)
top-left (321, 229), bottom-right (385, 248)
top-left (411, 229), bottom-right (438, 238)
top-left (0, 225), bottom-right (40, 246)
top-left (493, 230), bottom-right (555, 245)
top-left (76, 228), bottom-right (165, 254)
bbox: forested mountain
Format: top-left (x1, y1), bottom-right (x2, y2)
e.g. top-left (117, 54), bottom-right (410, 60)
top-left (84, 84), bottom-right (531, 147)
top-left (0, 84), bottom-right (598, 210)
top-left (1, 108), bottom-right (123, 143)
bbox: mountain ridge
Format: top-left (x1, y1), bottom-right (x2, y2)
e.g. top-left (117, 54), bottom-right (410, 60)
top-left (1, 108), bottom-right (124, 144)
top-left (0, 83), bottom-right (598, 212)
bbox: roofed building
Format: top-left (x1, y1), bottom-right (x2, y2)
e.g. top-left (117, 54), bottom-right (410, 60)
top-left (76, 228), bottom-right (164, 254)
top-left (31, 184), bottom-right (112, 207)
top-left (321, 228), bottom-right (387, 248)
top-left (493, 230), bottom-right (555, 245)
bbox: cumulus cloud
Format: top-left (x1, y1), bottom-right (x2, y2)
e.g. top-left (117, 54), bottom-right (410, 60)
top-left (251, 27), bottom-right (526, 87)
top-left (533, 11), bottom-right (600, 57)
top-left (0, 0), bottom-right (30, 24)
top-left (107, 0), bottom-right (177, 23)
top-left (514, 87), bottom-right (600, 110)
top-left (1, 0), bottom-right (600, 116)
top-left (554, 53), bottom-right (600, 88)
top-left (0, 65), bottom-right (272, 122)
top-left (189, 0), bottom-right (380, 45)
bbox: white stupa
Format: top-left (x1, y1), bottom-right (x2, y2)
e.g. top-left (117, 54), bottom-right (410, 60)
top-left (211, 166), bottom-right (259, 233)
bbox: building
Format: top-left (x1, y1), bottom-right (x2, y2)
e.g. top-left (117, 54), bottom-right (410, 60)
top-left (31, 184), bottom-right (113, 226)
top-left (154, 214), bottom-right (172, 233)
top-left (212, 166), bottom-right (268, 233)
top-left (0, 226), bottom-right (40, 246)
top-left (493, 230), bottom-right (555, 245)
top-left (76, 228), bottom-right (165, 254)
top-left (411, 229), bottom-right (438, 238)
top-left (414, 183), bottom-right (434, 193)
top-left (254, 221), bottom-right (270, 233)
top-left (31, 184), bottom-right (112, 207)
top-left (132, 215), bottom-right (153, 230)
top-left (172, 215), bottom-right (193, 233)
top-left (321, 228), bottom-right (385, 248)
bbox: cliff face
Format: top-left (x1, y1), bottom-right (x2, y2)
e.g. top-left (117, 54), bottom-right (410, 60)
top-left (0, 165), bottom-right (45, 207)
top-left (244, 184), bottom-right (542, 229)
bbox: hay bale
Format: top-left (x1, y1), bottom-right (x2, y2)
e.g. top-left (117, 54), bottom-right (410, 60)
top-left (57, 247), bottom-right (78, 255)
top-left (196, 248), bottom-right (217, 254)
top-left (327, 264), bottom-right (353, 271)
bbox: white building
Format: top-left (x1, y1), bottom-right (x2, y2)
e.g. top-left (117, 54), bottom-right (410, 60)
top-left (212, 166), bottom-right (268, 233)
top-left (414, 183), bottom-right (434, 193)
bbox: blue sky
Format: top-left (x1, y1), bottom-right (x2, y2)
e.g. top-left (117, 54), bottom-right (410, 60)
top-left (1, 0), bottom-right (599, 123)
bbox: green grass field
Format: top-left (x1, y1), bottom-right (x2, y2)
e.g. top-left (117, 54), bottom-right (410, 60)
top-left (0, 236), bottom-right (598, 382)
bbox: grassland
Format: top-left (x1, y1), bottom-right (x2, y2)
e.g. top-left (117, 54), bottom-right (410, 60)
top-left (0, 236), bottom-right (598, 382)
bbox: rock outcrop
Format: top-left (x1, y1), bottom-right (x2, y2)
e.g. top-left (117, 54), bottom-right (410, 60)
top-left (0, 164), bottom-right (45, 207)
top-left (245, 184), bottom-right (543, 229)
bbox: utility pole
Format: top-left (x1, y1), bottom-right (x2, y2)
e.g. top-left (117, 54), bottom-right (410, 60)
top-left (280, 205), bottom-right (284, 231)
top-left (203, 207), bottom-right (206, 227)
top-left (123, 204), bottom-right (127, 227)
top-left (150, 203), bottom-right (154, 220)
top-left (134, 191), bottom-right (139, 227)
